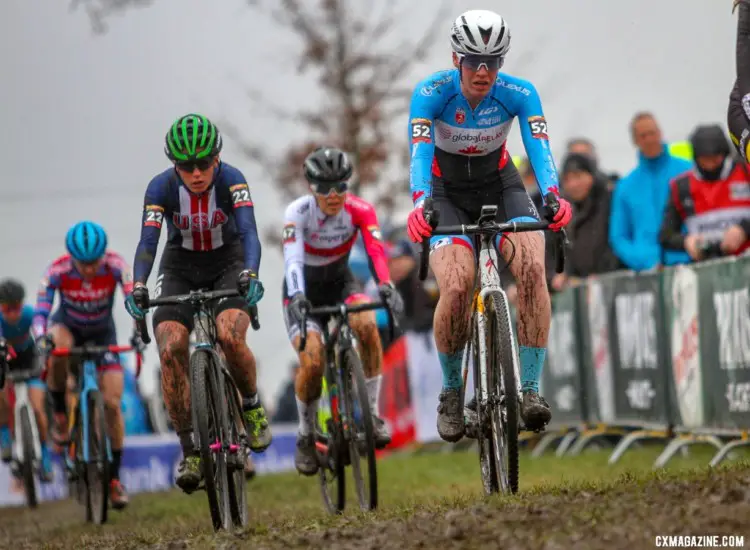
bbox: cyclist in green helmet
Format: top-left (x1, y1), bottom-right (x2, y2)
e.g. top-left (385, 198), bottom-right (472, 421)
top-left (125, 114), bottom-right (270, 494)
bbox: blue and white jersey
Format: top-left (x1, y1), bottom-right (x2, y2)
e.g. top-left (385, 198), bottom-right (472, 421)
top-left (408, 68), bottom-right (560, 204)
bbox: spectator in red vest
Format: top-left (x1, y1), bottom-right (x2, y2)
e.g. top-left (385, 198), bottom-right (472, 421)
top-left (660, 124), bottom-right (750, 261)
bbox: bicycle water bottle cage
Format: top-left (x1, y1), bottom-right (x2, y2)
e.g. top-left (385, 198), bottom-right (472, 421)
top-left (478, 205), bottom-right (499, 226)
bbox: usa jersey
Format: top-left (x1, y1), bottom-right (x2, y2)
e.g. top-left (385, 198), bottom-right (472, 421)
top-left (0, 305), bottom-right (35, 353)
top-left (408, 68), bottom-right (559, 204)
top-left (33, 252), bottom-right (133, 335)
top-left (133, 162), bottom-right (261, 284)
top-left (282, 194), bottom-right (390, 297)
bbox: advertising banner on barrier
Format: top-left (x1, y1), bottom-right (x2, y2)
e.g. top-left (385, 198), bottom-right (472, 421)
top-left (608, 272), bottom-right (670, 426)
top-left (695, 258), bottom-right (750, 430)
top-left (583, 276), bottom-right (616, 424)
top-left (380, 336), bottom-right (416, 450)
top-left (664, 265), bottom-right (706, 428)
top-left (405, 331), bottom-right (443, 444)
top-left (0, 428), bottom-right (299, 508)
top-left (541, 288), bottom-right (585, 426)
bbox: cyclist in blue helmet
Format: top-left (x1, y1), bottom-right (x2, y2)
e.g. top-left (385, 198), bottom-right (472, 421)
top-left (33, 221), bottom-right (137, 510)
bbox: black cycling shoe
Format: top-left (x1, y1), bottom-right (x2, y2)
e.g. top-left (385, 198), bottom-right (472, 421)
top-left (372, 416), bottom-right (392, 449)
top-left (436, 388), bottom-right (464, 442)
top-left (520, 390), bottom-right (551, 432)
top-left (295, 433), bottom-right (319, 476)
top-left (175, 456), bottom-right (203, 494)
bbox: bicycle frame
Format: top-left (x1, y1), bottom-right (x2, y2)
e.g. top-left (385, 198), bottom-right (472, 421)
top-left (136, 289), bottom-right (256, 459)
top-left (51, 344), bottom-right (141, 466)
top-left (190, 306), bottom-right (245, 456)
top-left (299, 301), bottom-right (393, 446)
top-left (466, 233), bottom-right (522, 405)
top-left (76, 358), bottom-right (112, 464)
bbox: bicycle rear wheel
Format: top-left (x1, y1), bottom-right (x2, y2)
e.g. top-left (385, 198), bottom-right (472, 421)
top-left (318, 365), bottom-right (345, 514)
top-left (487, 291), bottom-right (519, 494)
top-left (19, 407), bottom-right (37, 508)
top-left (340, 347), bottom-right (377, 511)
top-left (191, 350), bottom-right (231, 531)
top-left (85, 390), bottom-right (110, 524)
top-left (224, 376), bottom-right (248, 528)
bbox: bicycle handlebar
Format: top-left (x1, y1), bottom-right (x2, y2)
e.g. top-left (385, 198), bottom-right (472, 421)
top-left (134, 288), bottom-right (260, 345)
top-left (298, 300), bottom-right (396, 352)
top-left (418, 196), bottom-right (568, 281)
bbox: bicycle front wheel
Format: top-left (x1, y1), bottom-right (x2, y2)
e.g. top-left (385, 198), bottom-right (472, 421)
top-left (340, 347), bottom-right (377, 511)
top-left (85, 390), bottom-right (110, 524)
top-left (191, 349), bottom-right (231, 531)
top-left (224, 376), bottom-right (248, 528)
top-left (487, 291), bottom-right (519, 494)
top-left (472, 308), bottom-right (498, 495)
top-left (318, 365), bottom-right (345, 514)
top-left (19, 407), bottom-right (37, 508)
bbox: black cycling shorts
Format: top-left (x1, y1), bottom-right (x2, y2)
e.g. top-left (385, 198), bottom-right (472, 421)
top-left (281, 266), bottom-right (367, 341)
top-left (7, 346), bottom-right (45, 389)
top-left (429, 159), bottom-right (541, 252)
top-left (153, 241), bottom-right (247, 331)
top-left (49, 312), bottom-right (121, 371)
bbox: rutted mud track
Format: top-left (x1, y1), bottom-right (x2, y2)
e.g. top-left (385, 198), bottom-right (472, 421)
top-left (247, 467), bottom-right (750, 550)
top-left (1, 457), bottom-right (748, 549)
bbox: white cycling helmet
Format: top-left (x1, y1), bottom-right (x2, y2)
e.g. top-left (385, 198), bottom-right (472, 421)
top-left (450, 10), bottom-right (511, 57)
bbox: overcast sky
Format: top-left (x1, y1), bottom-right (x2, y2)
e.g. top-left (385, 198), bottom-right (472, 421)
top-left (0, 0), bottom-right (736, 403)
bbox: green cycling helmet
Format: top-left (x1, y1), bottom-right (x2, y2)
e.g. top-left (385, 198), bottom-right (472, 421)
top-left (164, 114), bottom-right (223, 162)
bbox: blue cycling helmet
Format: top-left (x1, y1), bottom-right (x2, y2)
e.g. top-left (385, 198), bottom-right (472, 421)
top-left (65, 221), bottom-right (108, 263)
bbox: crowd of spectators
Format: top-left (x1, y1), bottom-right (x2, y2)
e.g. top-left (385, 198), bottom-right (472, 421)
top-left (508, 111), bottom-right (750, 300)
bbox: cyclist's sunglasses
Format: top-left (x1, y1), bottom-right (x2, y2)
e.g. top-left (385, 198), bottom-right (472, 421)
top-left (74, 258), bottom-right (102, 270)
top-left (311, 181), bottom-right (349, 196)
top-left (459, 54), bottom-right (504, 72)
top-left (175, 157), bottom-right (215, 172)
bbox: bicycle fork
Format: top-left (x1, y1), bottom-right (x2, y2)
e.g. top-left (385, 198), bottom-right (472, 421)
top-left (192, 346), bottom-right (241, 460)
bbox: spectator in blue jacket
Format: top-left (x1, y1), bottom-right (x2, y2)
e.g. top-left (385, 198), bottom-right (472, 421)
top-left (609, 112), bottom-right (692, 270)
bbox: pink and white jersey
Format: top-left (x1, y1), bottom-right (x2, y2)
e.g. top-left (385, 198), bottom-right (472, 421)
top-left (33, 251), bottom-right (133, 334)
top-left (282, 194), bottom-right (391, 297)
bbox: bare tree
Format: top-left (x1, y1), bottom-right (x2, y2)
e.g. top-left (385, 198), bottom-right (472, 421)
top-left (226, 0), bottom-right (450, 209)
top-left (70, 0), bottom-right (155, 34)
top-left (74, 0), bottom-right (451, 240)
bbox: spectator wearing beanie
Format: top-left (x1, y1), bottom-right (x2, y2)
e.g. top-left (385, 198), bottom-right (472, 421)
top-left (552, 153), bottom-right (622, 290)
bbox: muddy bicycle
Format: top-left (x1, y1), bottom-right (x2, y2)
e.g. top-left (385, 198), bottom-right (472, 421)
top-left (298, 299), bottom-right (395, 513)
top-left (136, 289), bottom-right (259, 531)
top-left (418, 196), bottom-right (565, 494)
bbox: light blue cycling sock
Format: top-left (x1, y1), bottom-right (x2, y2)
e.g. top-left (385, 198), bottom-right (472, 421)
top-left (0, 426), bottom-right (10, 448)
top-left (438, 351), bottom-right (463, 390)
top-left (520, 346), bottom-right (546, 393)
top-left (40, 444), bottom-right (52, 472)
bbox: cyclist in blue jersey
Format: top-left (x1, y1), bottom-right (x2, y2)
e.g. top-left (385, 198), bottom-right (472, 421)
top-left (0, 280), bottom-right (53, 482)
top-left (406, 10), bottom-right (572, 441)
top-left (125, 114), bottom-right (270, 494)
